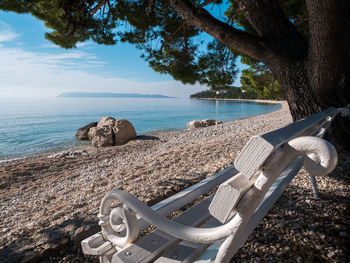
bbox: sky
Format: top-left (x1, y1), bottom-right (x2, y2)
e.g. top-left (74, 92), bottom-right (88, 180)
top-left (0, 9), bottom-right (247, 98)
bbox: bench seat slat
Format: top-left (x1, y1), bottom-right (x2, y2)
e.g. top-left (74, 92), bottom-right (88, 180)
top-left (155, 219), bottom-right (221, 263)
top-left (113, 195), bottom-right (217, 263)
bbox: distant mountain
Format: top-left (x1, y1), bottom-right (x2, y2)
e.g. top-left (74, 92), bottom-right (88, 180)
top-left (57, 92), bottom-right (176, 98)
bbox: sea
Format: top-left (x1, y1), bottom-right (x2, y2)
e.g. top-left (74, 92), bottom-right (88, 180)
top-left (0, 97), bottom-right (281, 160)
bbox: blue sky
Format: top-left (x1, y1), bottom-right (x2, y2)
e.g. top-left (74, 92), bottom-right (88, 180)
top-left (0, 9), bottom-right (247, 98)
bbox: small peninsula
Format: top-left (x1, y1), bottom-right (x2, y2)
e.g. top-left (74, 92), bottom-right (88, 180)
top-left (57, 92), bottom-right (175, 98)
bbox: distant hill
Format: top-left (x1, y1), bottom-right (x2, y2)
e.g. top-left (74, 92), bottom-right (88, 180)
top-left (57, 92), bottom-right (175, 98)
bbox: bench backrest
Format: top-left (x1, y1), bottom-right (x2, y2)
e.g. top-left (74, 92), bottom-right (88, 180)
top-left (235, 107), bottom-right (338, 179)
top-left (209, 107), bottom-right (339, 223)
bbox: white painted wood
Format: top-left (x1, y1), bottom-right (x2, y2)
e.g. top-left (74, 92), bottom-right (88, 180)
top-left (235, 107), bottom-right (337, 179)
top-left (153, 242), bottom-right (209, 263)
top-left (150, 166), bottom-right (237, 217)
top-left (112, 196), bottom-right (215, 263)
top-left (194, 242), bottom-right (220, 263)
top-left (81, 232), bottom-right (114, 256)
top-left (155, 219), bottom-right (221, 263)
top-left (136, 165), bottom-right (237, 232)
top-left (209, 173), bottom-right (253, 223)
top-left (82, 166), bottom-right (237, 256)
top-left (195, 157), bottom-right (304, 262)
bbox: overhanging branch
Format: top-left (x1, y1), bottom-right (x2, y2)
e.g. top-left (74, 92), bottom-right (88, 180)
top-left (90, 0), bottom-right (109, 14)
top-left (236, 0), bottom-right (295, 38)
top-left (169, 0), bottom-right (270, 63)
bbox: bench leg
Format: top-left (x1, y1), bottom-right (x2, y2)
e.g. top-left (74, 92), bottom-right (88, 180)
top-left (309, 174), bottom-right (320, 199)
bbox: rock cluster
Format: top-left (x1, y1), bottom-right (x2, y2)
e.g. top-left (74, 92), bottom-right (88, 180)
top-left (187, 119), bottom-right (222, 129)
top-left (76, 117), bottom-right (136, 147)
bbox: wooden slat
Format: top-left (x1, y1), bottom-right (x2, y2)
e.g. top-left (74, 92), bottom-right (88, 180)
top-left (153, 242), bottom-right (209, 263)
top-left (137, 165), bottom-right (236, 231)
top-left (81, 232), bottom-right (114, 255)
top-left (234, 108), bottom-right (337, 179)
top-left (237, 157), bottom-right (304, 248)
top-left (151, 166), bottom-right (237, 218)
top-left (194, 243), bottom-right (220, 263)
top-left (155, 219), bottom-right (221, 263)
top-left (82, 166), bottom-right (237, 256)
top-left (209, 173), bottom-right (252, 223)
top-left (112, 196), bottom-right (215, 263)
top-left (195, 157), bottom-right (304, 262)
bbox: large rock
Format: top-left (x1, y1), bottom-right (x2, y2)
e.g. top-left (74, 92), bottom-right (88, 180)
top-left (88, 126), bottom-right (114, 147)
top-left (113, 119), bottom-right (137, 145)
top-left (97, 116), bottom-right (116, 129)
top-left (187, 119), bottom-right (219, 129)
top-left (75, 122), bottom-right (98, 140)
top-left (85, 117), bottom-right (136, 147)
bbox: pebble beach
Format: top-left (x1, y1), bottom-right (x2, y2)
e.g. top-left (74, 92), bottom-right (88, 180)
top-left (0, 101), bottom-right (349, 262)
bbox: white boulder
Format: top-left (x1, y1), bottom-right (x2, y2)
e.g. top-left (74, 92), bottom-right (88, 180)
top-left (113, 119), bottom-right (137, 145)
top-left (187, 119), bottom-right (220, 129)
top-left (88, 126), bottom-right (114, 147)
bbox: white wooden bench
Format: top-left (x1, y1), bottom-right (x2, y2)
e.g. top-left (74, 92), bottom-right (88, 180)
top-left (81, 107), bottom-right (349, 263)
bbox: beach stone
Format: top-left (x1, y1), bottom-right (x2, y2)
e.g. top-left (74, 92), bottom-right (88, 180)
top-left (88, 126), bottom-right (114, 147)
top-left (113, 119), bottom-right (137, 145)
top-left (75, 122), bottom-right (97, 140)
top-left (97, 116), bottom-right (116, 129)
top-left (187, 119), bottom-right (218, 129)
top-left (48, 150), bottom-right (88, 158)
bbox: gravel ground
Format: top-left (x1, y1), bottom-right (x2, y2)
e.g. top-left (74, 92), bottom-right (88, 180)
top-left (0, 101), bottom-right (349, 262)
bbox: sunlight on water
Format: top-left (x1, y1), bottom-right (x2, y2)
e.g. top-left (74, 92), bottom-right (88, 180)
top-left (0, 97), bottom-right (280, 160)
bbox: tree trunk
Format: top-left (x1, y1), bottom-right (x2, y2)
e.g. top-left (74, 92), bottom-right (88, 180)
top-left (271, 61), bottom-right (350, 151)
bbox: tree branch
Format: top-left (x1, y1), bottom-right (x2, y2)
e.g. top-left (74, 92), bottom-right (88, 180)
top-left (160, 22), bottom-right (186, 51)
top-left (199, 0), bottom-right (217, 8)
top-left (147, 0), bottom-right (155, 17)
top-left (238, 0), bottom-right (308, 59)
top-left (236, 0), bottom-right (294, 38)
top-left (169, 0), bottom-right (271, 63)
top-left (306, 0), bottom-right (350, 93)
top-left (90, 0), bottom-right (108, 14)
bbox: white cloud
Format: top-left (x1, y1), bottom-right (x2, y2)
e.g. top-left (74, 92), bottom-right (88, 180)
top-left (0, 21), bottom-right (19, 42)
top-left (42, 43), bottom-right (59, 49)
top-left (0, 45), bottom-right (205, 98)
top-left (0, 30), bottom-right (19, 42)
top-left (42, 42), bottom-right (90, 49)
top-left (76, 42), bottom-right (90, 48)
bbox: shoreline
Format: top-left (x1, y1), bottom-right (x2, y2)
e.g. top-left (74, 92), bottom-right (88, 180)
top-left (0, 99), bottom-right (283, 164)
top-left (190, 97), bottom-right (284, 105)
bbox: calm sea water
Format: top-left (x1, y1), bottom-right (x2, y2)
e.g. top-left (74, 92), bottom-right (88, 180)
top-left (0, 97), bottom-right (280, 160)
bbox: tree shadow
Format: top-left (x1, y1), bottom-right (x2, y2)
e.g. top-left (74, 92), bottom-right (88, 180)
top-left (0, 216), bottom-right (99, 263)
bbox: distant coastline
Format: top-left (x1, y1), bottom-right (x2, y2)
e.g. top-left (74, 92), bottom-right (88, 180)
top-left (57, 92), bottom-right (176, 98)
top-left (190, 97), bottom-right (284, 105)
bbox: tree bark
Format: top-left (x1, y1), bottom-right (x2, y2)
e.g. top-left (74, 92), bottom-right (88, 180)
top-left (270, 60), bottom-right (350, 150)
